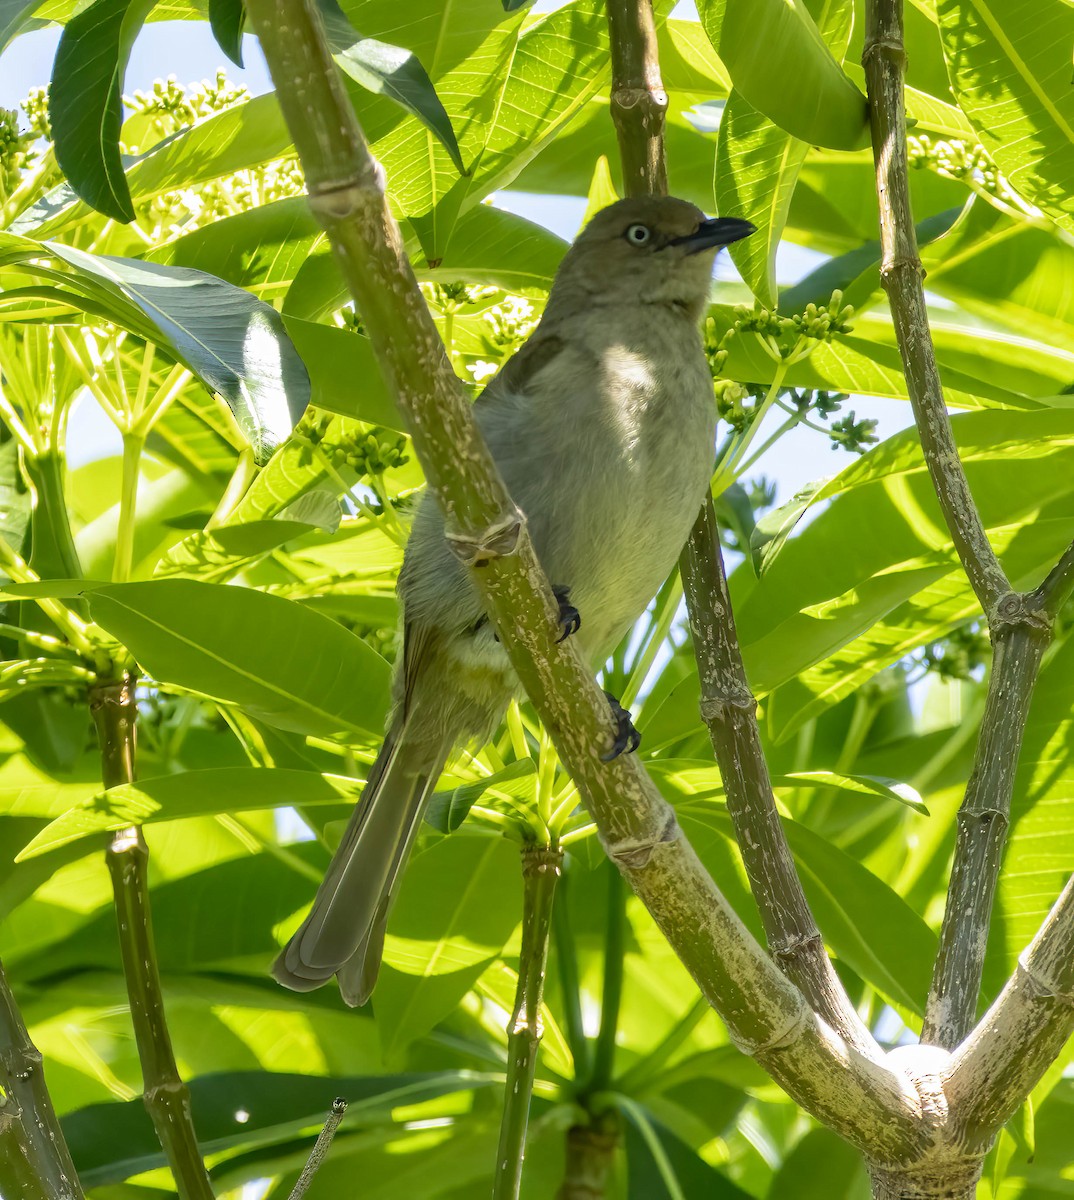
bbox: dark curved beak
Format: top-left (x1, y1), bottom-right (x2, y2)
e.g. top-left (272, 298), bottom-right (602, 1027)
top-left (670, 216), bottom-right (757, 255)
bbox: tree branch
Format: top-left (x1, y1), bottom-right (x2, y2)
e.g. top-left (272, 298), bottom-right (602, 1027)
top-left (0, 959), bottom-right (84, 1200)
top-left (493, 845), bottom-right (561, 1200)
top-left (945, 872), bottom-right (1074, 1149)
top-left (243, 0), bottom-right (929, 1157)
top-left (921, 610), bottom-right (1049, 1047)
top-left (863, 0), bottom-right (1057, 1051)
top-left (606, 0), bottom-right (667, 197)
top-left (682, 501), bottom-right (882, 1058)
top-left (605, 0), bottom-right (878, 1060)
top-left (862, 0), bottom-right (1009, 613)
top-left (90, 678), bottom-right (214, 1200)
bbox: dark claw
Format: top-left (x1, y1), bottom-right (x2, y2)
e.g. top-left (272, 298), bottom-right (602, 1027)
top-left (601, 691), bottom-right (641, 761)
top-left (552, 585), bottom-right (582, 644)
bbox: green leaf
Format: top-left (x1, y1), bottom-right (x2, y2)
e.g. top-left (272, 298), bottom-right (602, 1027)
top-left (63, 1070), bottom-right (494, 1186)
top-left (620, 1098), bottom-right (753, 1199)
top-left (0, 0), bottom-right (46, 52)
top-left (17, 768), bottom-right (364, 859)
top-left (86, 579), bottom-right (391, 739)
top-left (937, 0), bottom-right (1074, 234)
top-left (317, 0), bottom-right (463, 173)
top-left (208, 0), bottom-right (244, 66)
top-left (377, 835), bottom-right (520, 1062)
top-left (425, 759), bottom-right (537, 833)
top-left (715, 0), bottom-right (852, 306)
top-left (697, 0), bottom-right (868, 150)
top-left (766, 1127), bottom-right (866, 1198)
top-left (153, 517), bottom-right (325, 581)
top-left (49, 0), bottom-right (159, 222)
top-left (775, 772), bottom-right (928, 815)
top-left (44, 242), bottom-right (309, 462)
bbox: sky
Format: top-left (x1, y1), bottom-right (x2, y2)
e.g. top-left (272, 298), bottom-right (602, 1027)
top-left (0, 14), bottom-right (914, 501)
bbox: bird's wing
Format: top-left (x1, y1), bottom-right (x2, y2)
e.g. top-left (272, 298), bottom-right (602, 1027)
top-left (479, 332), bottom-right (565, 405)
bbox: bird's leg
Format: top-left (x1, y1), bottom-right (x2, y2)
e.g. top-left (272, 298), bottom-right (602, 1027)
top-left (552, 585), bottom-right (582, 643)
top-left (601, 691), bottom-right (641, 761)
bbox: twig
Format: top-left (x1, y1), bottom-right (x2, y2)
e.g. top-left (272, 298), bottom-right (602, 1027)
top-left (862, 0), bottom-right (1008, 613)
top-left (0, 959), bottom-right (84, 1200)
top-left (681, 501), bottom-right (881, 1059)
top-left (90, 678), bottom-right (215, 1200)
top-left (862, 0), bottom-right (1055, 1050)
top-left (493, 846), bottom-right (562, 1200)
top-left (605, 0), bottom-right (879, 1060)
top-left (1031, 538), bottom-right (1074, 618)
top-left (552, 869), bottom-right (589, 1081)
top-left (288, 1097), bottom-right (347, 1200)
top-left (243, 0), bottom-right (929, 1158)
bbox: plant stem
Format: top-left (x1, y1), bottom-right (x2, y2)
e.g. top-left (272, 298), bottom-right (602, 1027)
top-left (862, 0), bottom-right (1008, 612)
top-left (244, 0), bottom-right (928, 1157)
top-left (921, 613), bottom-right (1050, 1048)
top-left (681, 498), bottom-right (881, 1059)
top-left (862, 0), bottom-right (1058, 1052)
top-left (606, 0), bottom-right (668, 196)
top-left (555, 1116), bottom-right (620, 1200)
top-left (0, 959), bottom-right (84, 1200)
top-left (25, 450), bottom-right (83, 582)
top-left (288, 1097), bottom-right (347, 1200)
top-left (589, 860), bottom-right (626, 1090)
top-left (552, 869), bottom-right (589, 1082)
top-left (0, 534), bottom-right (97, 656)
top-left (89, 677), bottom-right (214, 1200)
top-left (114, 432), bottom-right (145, 583)
top-left (493, 845), bottom-right (562, 1200)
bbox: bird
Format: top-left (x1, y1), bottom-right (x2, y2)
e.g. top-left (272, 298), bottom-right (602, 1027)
top-left (273, 196), bottom-right (755, 1006)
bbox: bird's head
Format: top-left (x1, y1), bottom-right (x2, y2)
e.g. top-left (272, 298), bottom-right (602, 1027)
top-left (548, 196), bottom-right (755, 321)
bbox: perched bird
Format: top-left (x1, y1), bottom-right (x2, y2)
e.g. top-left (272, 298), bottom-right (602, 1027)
top-left (273, 196), bottom-right (754, 1006)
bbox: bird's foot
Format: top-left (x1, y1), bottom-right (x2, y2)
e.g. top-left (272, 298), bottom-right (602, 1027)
top-left (602, 691), bottom-right (641, 761)
top-left (552, 585), bottom-right (581, 643)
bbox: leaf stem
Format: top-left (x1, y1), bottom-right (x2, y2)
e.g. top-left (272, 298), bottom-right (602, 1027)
top-left (493, 844), bottom-right (562, 1200)
top-left (114, 432), bottom-right (145, 583)
top-left (552, 867), bottom-right (589, 1081)
top-left (288, 1097), bottom-right (348, 1200)
top-left (90, 677), bottom-right (214, 1200)
top-left (589, 860), bottom-right (626, 1091)
top-left (0, 959), bottom-right (84, 1200)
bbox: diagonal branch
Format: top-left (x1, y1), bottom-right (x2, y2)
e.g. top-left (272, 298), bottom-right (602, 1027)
top-left (945, 871), bottom-right (1074, 1147)
top-left (606, 0), bottom-right (879, 1060)
top-left (244, 0), bottom-right (926, 1157)
top-left (681, 501), bottom-right (881, 1058)
top-left (0, 959), bottom-right (84, 1200)
top-left (863, 0), bottom-right (1056, 1051)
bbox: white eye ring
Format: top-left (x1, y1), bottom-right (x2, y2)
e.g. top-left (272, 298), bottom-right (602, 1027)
top-left (625, 223), bottom-right (651, 246)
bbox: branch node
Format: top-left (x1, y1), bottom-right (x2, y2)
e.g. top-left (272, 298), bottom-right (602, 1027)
top-left (771, 930), bottom-right (826, 967)
top-left (307, 168), bottom-right (385, 218)
top-left (604, 812), bottom-right (679, 870)
top-left (445, 511), bottom-right (524, 568)
top-left (1017, 956), bottom-right (1074, 1006)
top-left (611, 85), bottom-right (667, 112)
top-left (698, 690), bottom-right (754, 721)
top-left (990, 590), bottom-right (1052, 635)
top-left (861, 38), bottom-right (908, 69)
top-left (727, 1000), bottom-right (810, 1057)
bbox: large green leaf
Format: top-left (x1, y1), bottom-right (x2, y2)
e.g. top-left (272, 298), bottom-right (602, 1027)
top-left (63, 1070), bottom-right (494, 1185)
top-left (49, 0), bottom-right (159, 222)
top-left (937, 0), bottom-right (1074, 235)
top-left (0, 233), bottom-right (310, 462)
top-left (376, 834), bottom-right (520, 1062)
top-left (697, 0), bottom-right (868, 150)
top-left (714, 0), bottom-right (852, 306)
top-left (17, 768), bottom-right (364, 859)
top-left (317, 0), bottom-right (463, 172)
top-left (87, 579), bottom-right (391, 739)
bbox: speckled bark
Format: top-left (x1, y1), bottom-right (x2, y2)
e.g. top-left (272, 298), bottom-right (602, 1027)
top-left (606, 0), bottom-right (668, 197)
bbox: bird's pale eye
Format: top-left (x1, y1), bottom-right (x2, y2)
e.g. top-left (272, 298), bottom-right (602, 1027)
top-left (624, 223), bottom-right (652, 247)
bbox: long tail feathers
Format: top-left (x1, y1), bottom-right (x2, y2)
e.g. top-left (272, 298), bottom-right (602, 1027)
top-left (272, 723), bottom-right (446, 1007)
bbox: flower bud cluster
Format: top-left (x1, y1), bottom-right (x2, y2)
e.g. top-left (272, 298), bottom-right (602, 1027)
top-left (297, 413), bottom-right (409, 477)
top-left (907, 134), bottom-right (1014, 205)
